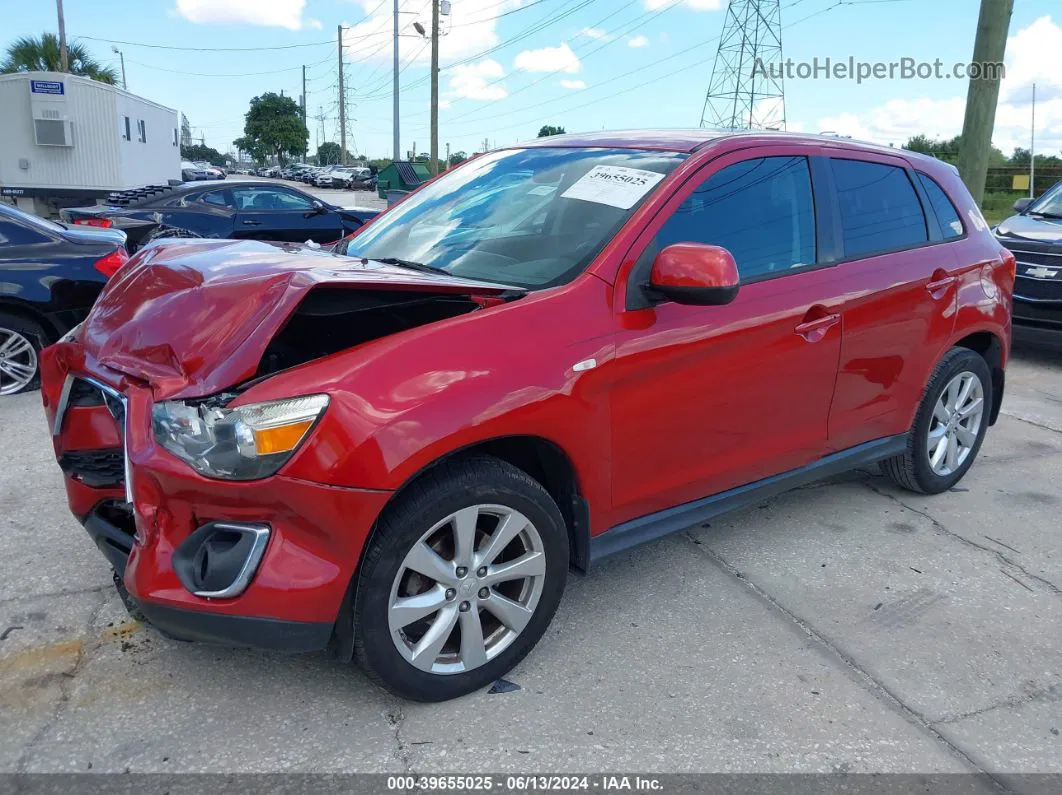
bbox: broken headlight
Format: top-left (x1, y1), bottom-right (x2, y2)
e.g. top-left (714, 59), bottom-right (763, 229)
top-left (152, 394), bottom-right (329, 480)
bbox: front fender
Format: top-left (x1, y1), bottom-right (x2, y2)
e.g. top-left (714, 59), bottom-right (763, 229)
top-left (244, 276), bottom-right (617, 531)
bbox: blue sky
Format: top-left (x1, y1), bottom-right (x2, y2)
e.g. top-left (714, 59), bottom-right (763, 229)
top-left (4, 0), bottom-right (1060, 160)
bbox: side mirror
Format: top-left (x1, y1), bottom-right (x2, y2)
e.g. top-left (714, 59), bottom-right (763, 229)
top-left (309, 200), bottom-right (326, 215)
top-left (1013, 197), bottom-right (1032, 214)
top-left (648, 243), bottom-right (740, 306)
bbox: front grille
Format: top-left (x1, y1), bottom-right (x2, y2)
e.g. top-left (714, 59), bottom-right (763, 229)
top-left (1009, 248), bottom-right (1062, 269)
top-left (59, 448), bottom-right (125, 488)
top-left (1015, 276), bottom-right (1062, 303)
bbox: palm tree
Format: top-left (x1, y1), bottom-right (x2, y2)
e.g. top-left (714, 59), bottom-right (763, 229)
top-left (2, 33), bottom-right (117, 84)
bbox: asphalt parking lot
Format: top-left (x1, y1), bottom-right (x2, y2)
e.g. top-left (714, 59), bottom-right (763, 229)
top-left (1, 344), bottom-right (1060, 779)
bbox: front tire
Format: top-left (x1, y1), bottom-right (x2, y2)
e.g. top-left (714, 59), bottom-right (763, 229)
top-left (881, 347), bottom-right (992, 494)
top-left (353, 456), bottom-right (569, 702)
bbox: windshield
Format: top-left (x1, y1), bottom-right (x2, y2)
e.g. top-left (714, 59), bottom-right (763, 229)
top-left (347, 147), bottom-right (685, 289)
top-left (1028, 181), bottom-right (1062, 217)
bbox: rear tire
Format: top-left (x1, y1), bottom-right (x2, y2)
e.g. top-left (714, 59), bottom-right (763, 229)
top-left (881, 347), bottom-right (992, 494)
top-left (353, 456), bottom-right (569, 702)
top-left (0, 312), bottom-right (48, 395)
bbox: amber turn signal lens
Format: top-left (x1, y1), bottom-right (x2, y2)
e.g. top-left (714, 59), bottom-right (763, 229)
top-left (253, 419), bottom-right (315, 455)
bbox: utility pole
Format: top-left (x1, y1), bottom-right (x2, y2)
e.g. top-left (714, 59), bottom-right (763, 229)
top-left (445, 142), bottom-right (450, 169)
top-left (393, 0), bottom-right (401, 161)
top-left (111, 47), bottom-right (127, 90)
top-left (56, 0), bottom-right (68, 73)
top-left (957, 0), bottom-right (1014, 207)
top-left (301, 64), bottom-right (308, 162)
top-left (429, 0), bottom-right (440, 175)
top-left (338, 25), bottom-right (347, 166)
top-left (1030, 82), bottom-right (1036, 199)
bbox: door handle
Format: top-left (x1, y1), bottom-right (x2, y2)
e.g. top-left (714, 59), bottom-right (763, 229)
top-left (242, 220), bottom-right (262, 226)
top-left (926, 272), bottom-right (957, 296)
top-left (795, 312), bottom-right (840, 342)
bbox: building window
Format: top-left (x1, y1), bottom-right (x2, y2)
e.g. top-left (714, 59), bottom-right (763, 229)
top-left (137, 119), bottom-right (147, 143)
top-left (121, 116), bottom-right (130, 141)
top-left (172, 128), bottom-right (178, 147)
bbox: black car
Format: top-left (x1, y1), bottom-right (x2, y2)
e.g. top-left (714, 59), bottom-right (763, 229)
top-left (60, 181), bottom-right (378, 250)
top-left (0, 204), bottom-right (129, 395)
top-left (995, 180), bottom-right (1062, 348)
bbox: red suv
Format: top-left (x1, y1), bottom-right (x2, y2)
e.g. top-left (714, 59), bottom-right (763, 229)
top-left (41, 130), bottom-right (1014, 701)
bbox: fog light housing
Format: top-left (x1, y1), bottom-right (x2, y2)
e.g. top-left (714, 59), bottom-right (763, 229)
top-left (172, 522), bottom-right (270, 599)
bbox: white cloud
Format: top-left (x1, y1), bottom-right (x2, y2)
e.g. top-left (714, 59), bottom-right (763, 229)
top-left (514, 43), bottom-right (581, 74)
top-left (811, 16), bottom-right (1062, 155)
top-left (644, 0), bottom-right (723, 10)
top-left (448, 59), bottom-right (507, 101)
top-left (581, 27), bottom-right (609, 40)
top-left (175, 0), bottom-right (311, 29)
top-left (628, 35), bottom-right (649, 49)
top-left (560, 79), bottom-right (586, 90)
top-left (307, 17), bottom-right (322, 30)
top-left (342, 0), bottom-right (519, 65)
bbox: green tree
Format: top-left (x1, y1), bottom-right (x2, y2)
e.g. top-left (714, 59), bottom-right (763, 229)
top-left (2, 33), bottom-right (117, 83)
top-left (448, 151), bottom-right (469, 167)
top-left (181, 143), bottom-right (225, 166)
top-left (233, 92), bottom-right (308, 166)
top-left (538, 125), bottom-right (566, 138)
top-left (316, 141), bottom-right (341, 165)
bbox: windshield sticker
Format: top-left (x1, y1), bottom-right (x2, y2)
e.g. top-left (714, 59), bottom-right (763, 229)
top-left (561, 166), bottom-right (666, 210)
top-left (529, 185), bottom-right (557, 196)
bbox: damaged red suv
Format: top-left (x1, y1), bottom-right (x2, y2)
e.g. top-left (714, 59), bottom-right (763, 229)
top-left (42, 130), bottom-right (1014, 701)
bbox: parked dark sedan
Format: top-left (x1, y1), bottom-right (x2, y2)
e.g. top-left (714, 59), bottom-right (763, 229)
top-left (995, 180), bottom-right (1062, 348)
top-left (0, 204), bottom-right (128, 395)
top-left (60, 181), bottom-right (379, 250)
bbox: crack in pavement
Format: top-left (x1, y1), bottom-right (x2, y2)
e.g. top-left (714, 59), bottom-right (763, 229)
top-left (1001, 411), bottom-right (1062, 436)
top-left (0, 584), bottom-right (111, 608)
top-left (13, 589), bottom-right (109, 774)
top-left (864, 483), bottom-right (1062, 597)
top-left (682, 531), bottom-right (1006, 790)
top-left (387, 704), bottom-right (415, 774)
top-left (933, 682), bottom-right (1062, 727)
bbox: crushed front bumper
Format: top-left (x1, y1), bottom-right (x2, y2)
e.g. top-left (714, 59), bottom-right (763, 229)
top-left (41, 343), bottom-right (392, 653)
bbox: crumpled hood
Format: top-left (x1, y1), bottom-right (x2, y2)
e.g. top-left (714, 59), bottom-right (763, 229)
top-left (81, 238), bottom-right (517, 400)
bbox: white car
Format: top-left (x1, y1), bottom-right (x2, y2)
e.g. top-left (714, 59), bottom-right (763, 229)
top-left (316, 167), bottom-right (354, 188)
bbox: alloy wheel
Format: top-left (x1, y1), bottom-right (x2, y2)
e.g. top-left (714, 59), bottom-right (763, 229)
top-left (0, 328), bottom-right (38, 395)
top-left (926, 370), bottom-right (984, 477)
top-left (388, 504), bottom-right (546, 675)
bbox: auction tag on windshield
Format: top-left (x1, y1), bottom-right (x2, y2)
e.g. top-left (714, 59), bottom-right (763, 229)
top-left (561, 165), bottom-right (665, 209)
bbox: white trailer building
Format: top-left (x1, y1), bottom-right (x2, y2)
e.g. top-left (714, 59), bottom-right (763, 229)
top-left (0, 71), bottom-right (181, 215)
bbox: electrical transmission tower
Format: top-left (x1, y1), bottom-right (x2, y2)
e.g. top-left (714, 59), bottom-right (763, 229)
top-left (700, 0), bottom-right (786, 131)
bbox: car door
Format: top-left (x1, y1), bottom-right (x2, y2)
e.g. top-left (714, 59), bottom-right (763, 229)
top-left (608, 150), bottom-right (845, 526)
top-left (145, 188), bottom-right (236, 238)
top-left (820, 154), bottom-right (959, 452)
top-left (231, 186), bottom-right (343, 243)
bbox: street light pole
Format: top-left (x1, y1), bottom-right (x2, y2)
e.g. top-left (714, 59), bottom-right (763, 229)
top-left (393, 0), bottom-right (401, 162)
top-left (429, 0), bottom-right (440, 176)
top-left (56, 0), bottom-right (68, 73)
top-left (111, 46), bottom-right (127, 90)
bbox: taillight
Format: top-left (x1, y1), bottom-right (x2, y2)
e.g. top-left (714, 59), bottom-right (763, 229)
top-left (1001, 249), bottom-right (1016, 281)
top-left (74, 217), bottom-right (113, 228)
top-left (94, 247), bottom-right (129, 278)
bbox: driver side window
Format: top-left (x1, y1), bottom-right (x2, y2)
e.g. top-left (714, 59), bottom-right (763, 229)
top-left (655, 156), bottom-right (817, 282)
top-left (231, 188), bottom-right (313, 211)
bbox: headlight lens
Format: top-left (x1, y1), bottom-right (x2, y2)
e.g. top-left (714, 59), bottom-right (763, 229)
top-left (152, 394), bottom-right (329, 480)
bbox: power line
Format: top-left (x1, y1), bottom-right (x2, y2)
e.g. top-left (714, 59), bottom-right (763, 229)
top-left (79, 35), bottom-right (336, 52)
top-left (123, 53), bottom-right (332, 78)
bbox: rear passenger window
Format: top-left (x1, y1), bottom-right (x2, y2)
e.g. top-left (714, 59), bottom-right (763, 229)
top-left (917, 173), bottom-right (964, 239)
top-left (0, 220), bottom-right (50, 245)
top-left (831, 159), bottom-right (927, 258)
top-left (656, 156), bottom-right (816, 281)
